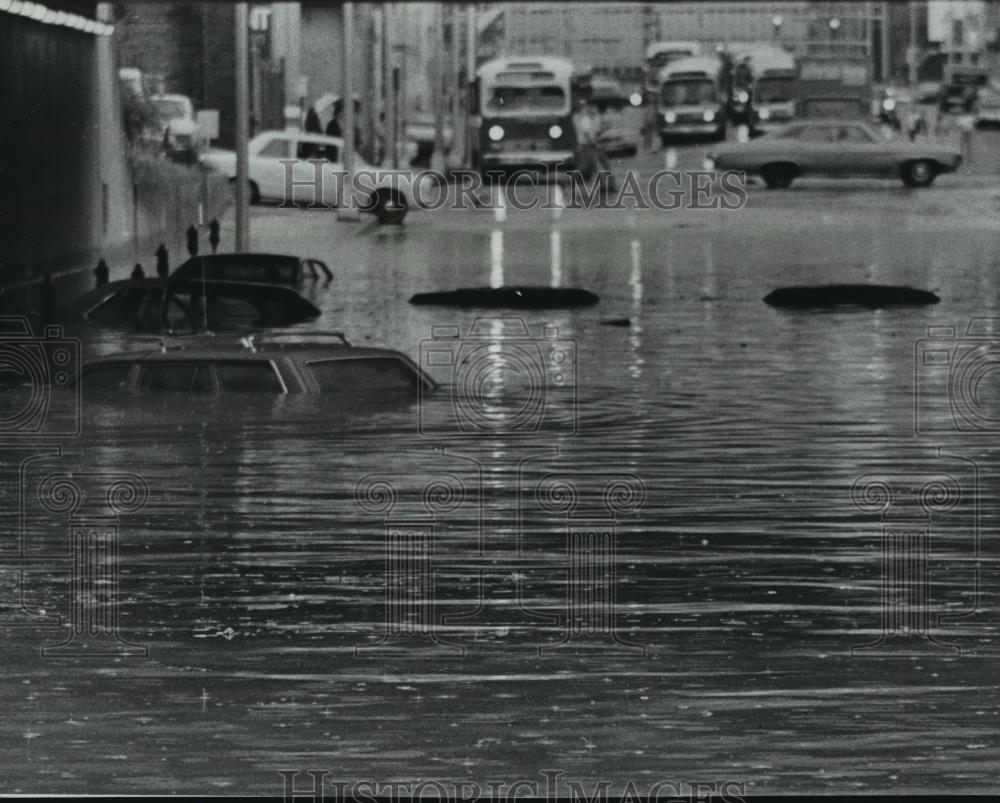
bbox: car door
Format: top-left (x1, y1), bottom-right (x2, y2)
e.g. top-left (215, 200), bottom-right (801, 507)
top-left (292, 137), bottom-right (340, 206)
top-left (252, 135), bottom-right (295, 199)
top-left (832, 124), bottom-right (891, 176)
top-left (788, 125), bottom-right (839, 173)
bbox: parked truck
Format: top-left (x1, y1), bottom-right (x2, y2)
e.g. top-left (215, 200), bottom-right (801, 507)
top-left (796, 58), bottom-right (872, 121)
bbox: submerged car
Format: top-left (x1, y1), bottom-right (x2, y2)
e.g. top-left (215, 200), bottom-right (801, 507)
top-left (61, 279), bottom-right (321, 333)
top-left (77, 336), bottom-right (435, 398)
top-left (170, 253), bottom-right (332, 285)
top-left (706, 119), bottom-right (962, 188)
top-left (201, 130), bottom-right (414, 224)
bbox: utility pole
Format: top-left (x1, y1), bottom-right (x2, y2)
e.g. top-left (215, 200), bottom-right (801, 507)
top-left (235, 2), bottom-right (250, 251)
top-left (384, 3), bottom-right (396, 168)
top-left (373, 6), bottom-right (383, 163)
top-left (908, 1), bottom-right (918, 85)
top-left (339, 2), bottom-right (359, 220)
top-left (466, 3), bottom-right (477, 169)
top-left (880, 2), bottom-right (891, 82)
top-left (449, 3), bottom-right (463, 169)
top-left (431, 3), bottom-right (446, 173)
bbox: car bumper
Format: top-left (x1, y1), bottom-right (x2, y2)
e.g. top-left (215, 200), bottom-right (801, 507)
top-left (659, 123), bottom-right (721, 136)
top-left (482, 151), bottom-right (575, 166)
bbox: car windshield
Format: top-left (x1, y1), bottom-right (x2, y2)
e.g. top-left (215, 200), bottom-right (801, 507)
top-left (661, 80), bottom-right (716, 106)
top-left (489, 86), bottom-right (566, 112)
top-left (756, 77), bottom-right (794, 104)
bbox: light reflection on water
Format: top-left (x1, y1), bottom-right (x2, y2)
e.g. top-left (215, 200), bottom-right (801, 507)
top-left (2, 209), bottom-right (1000, 794)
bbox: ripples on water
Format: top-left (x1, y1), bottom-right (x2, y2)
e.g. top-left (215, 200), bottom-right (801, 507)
top-left (2, 210), bottom-right (1000, 793)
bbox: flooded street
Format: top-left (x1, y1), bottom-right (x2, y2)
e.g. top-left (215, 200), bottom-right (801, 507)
top-left (4, 178), bottom-right (1000, 794)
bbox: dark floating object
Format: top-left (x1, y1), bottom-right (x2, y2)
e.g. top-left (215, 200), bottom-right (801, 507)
top-left (410, 286), bottom-right (599, 309)
top-left (601, 317), bottom-right (631, 327)
top-left (764, 284), bottom-right (940, 309)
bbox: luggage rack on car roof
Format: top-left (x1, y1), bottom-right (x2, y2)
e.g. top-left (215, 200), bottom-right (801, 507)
top-left (239, 332), bottom-right (353, 353)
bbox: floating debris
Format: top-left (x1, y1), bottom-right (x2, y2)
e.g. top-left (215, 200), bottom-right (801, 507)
top-left (764, 284), bottom-right (940, 309)
top-left (410, 286), bottom-right (599, 309)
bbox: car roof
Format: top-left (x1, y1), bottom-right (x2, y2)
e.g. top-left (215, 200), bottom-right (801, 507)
top-left (83, 341), bottom-right (425, 370)
top-left (173, 253), bottom-right (302, 270)
top-left (64, 278), bottom-right (320, 316)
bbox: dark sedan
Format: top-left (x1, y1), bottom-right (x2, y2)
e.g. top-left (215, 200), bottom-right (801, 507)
top-left (61, 279), bottom-right (321, 333)
top-left (170, 253), bottom-right (333, 285)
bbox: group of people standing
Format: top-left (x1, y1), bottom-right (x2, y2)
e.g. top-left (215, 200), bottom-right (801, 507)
top-left (303, 98), bottom-right (382, 164)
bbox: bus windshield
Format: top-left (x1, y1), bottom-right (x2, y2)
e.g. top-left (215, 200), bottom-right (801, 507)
top-left (661, 80), bottom-right (717, 106)
top-left (756, 77), bottom-right (795, 104)
top-left (489, 85), bottom-right (567, 113)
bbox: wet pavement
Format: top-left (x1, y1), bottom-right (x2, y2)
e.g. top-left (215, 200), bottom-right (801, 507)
top-left (2, 153), bottom-right (1000, 794)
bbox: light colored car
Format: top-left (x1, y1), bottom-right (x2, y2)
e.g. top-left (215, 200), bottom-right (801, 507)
top-left (77, 337), bottom-right (436, 400)
top-left (201, 131), bottom-right (417, 223)
top-left (706, 119), bottom-right (962, 189)
top-left (151, 94), bottom-right (198, 150)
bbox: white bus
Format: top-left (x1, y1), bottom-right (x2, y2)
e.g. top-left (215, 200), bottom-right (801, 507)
top-left (644, 41), bottom-right (701, 96)
top-left (731, 46), bottom-right (798, 135)
top-left (475, 56), bottom-right (580, 175)
top-left (656, 55), bottom-right (728, 142)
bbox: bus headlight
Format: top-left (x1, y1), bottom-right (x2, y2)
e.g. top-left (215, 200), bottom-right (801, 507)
top-left (664, 110), bottom-right (677, 124)
top-left (629, 92), bottom-right (643, 107)
top-left (758, 107), bottom-right (771, 120)
top-left (488, 125), bottom-right (505, 142)
top-left (703, 110), bottom-right (715, 122)
top-left (548, 124), bottom-right (563, 140)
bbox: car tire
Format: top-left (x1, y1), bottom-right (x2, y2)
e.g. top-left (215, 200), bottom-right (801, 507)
top-left (760, 163), bottom-right (796, 189)
top-left (229, 177), bottom-right (260, 205)
top-left (901, 160), bottom-right (936, 188)
top-left (367, 187), bottom-right (408, 224)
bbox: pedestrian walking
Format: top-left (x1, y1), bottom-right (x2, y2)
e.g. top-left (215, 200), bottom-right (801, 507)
top-left (304, 106), bottom-right (322, 134)
top-left (155, 243), bottom-right (169, 279)
top-left (209, 219), bottom-right (220, 254)
top-left (94, 258), bottom-right (110, 287)
top-left (131, 263), bottom-right (145, 280)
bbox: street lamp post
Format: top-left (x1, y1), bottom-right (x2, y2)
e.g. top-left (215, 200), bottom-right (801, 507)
top-left (234, 2), bottom-right (250, 251)
top-left (772, 14), bottom-right (783, 42)
top-left (829, 16), bottom-right (841, 58)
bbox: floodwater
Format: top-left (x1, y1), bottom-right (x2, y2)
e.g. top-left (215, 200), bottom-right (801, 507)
top-left (3, 181), bottom-right (1000, 794)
